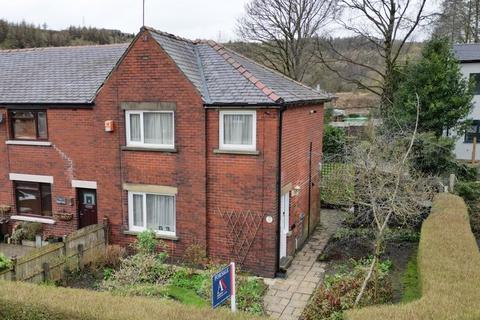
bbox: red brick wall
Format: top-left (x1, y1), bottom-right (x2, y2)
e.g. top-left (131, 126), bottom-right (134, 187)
top-left (93, 30), bottom-right (207, 258)
top-left (0, 30), bottom-right (325, 277)
top-left (206, 108), bottom-right (280, 277)
top-left (0, 107), bottom-right (97, 237)
top-left (281, 104), bottom-right (324, 256)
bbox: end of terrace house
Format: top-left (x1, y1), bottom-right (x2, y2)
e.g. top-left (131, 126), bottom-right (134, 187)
top-left (0, 26), bottom-right (332, 277)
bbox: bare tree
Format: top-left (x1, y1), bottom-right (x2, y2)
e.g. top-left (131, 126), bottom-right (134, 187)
top-left (349, 96), bottom-right (434, 305)
top-left (434, 0), bottom-right (480, 43)
top-left (237, 0), bottom-right (338, 81)
top-left (317, 0), bottom-right (431, 112)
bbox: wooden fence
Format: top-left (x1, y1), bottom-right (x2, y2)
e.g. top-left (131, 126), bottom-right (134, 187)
top-left (0, 224), bottom-right (106, 283)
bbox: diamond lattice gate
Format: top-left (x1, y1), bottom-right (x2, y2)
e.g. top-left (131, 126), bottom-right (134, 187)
top-left (219, 209), bottom-right (264, 266)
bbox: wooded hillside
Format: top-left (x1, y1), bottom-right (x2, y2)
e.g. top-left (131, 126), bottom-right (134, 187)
top-left (0, 19), bottom-right (422, 93)
top-left (0, 20), bottom-right (134, 49)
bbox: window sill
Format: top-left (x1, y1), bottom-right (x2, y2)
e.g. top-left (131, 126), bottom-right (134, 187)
top-left (6, 140), bottom-right (52, 147)
top-left (213, 149), bottom-right (260, 156)
top-left (10, 215), bottom-right (55, 224)
top-left (121, 146), bottom-right (177, 153)
top-left (123, 230), bottom-right (179, 241)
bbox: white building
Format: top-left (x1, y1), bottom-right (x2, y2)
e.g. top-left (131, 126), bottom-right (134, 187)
top-left (452, 44), bottom-right (480, 161)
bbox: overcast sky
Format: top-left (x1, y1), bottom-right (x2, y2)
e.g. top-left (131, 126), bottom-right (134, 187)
top-left (1, 0), bottom-right (251, 41)
top-left (2, 0), bottom-right (440, 42)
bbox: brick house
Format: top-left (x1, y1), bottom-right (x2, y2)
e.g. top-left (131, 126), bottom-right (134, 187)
top-left (0, 27), bottom-right (331, 277)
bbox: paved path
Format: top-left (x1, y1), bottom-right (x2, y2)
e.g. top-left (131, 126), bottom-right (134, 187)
top-left (263, 209), bottom-right (344, 320)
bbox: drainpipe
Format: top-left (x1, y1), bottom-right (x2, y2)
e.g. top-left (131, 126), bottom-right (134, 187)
top-left (275, 106), bottom-right (286, 276)
top-left (307, 141), bottom-right (313, 237)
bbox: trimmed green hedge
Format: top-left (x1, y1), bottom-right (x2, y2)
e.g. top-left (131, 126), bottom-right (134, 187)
top-left (0, 280), bottom-right (261, 320)
top-left (346, 194), bottom-right (480, 320)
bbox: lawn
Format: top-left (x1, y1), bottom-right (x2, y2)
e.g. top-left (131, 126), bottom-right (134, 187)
top-left (0, 280), bottom-right (263, 320)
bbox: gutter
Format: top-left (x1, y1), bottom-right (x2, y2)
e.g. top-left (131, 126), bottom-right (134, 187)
top-left (275, 105), bottom-right (286, 277)
top-left (0, 102), bottom-right (95, 109)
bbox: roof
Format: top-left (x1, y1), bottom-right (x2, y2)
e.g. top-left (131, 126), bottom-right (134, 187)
top-left (148, 27), bottom-right (331, 105)
top-left (0, 43), bottom-right (129, 104)
top-left (0, 27), bottom-right (331, 105)
top-left (453, 43), bottom-right (480, 62)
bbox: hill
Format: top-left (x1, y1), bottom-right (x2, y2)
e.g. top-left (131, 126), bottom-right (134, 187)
top-left (0, 19), bottom-right (422, 94)
top-left (0, 20), bottom-right (134, 49)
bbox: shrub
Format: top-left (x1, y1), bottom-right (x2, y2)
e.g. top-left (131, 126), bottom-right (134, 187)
top-left (321, 163), bottom-right (354, 207)
top-left (183, 244), bottom-right (209, 269)
top-left (410, 133), bottom-right (457, 177)
top-left (104, 245), bottom-right (126, 268)
top-left (333, 227), bottom-right (420, 243)
top-left (455, 181), bottom-right (480, 236)
top-left (346, 194), bottom-right (480, 319)
top-left (236, 278), bottom-right (267, 315)
top-left (102, 253), bottom-right (173, 291)
top-left (303, 258), bottom-right (392, 320)
top-left (323, 125), bottom-right (347, 161)
top-left (135, 230), bottom-right (158, 255)
top-left (10, 222), bottom-right (43, 243)
top-left (0, 253), bottom-right (12, 271)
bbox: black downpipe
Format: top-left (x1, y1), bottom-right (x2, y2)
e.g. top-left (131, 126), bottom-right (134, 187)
top-left (275, 106), bottom-right (285, 276)
top-left (307, 142), bottom-right (313, 237)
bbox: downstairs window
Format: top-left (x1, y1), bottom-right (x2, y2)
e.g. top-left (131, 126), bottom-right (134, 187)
top-left (14, 181), bottom-right (52, 216)
top-left (128, 192), bottom-right (176, 236)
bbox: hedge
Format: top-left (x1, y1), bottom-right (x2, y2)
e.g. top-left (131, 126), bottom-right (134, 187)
top-left (0, 280), bottom-right (261, 320)
top-left (346, 194), bottom-right (480, 320)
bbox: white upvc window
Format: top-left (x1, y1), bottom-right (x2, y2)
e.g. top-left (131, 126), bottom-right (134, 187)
top-left (219, 110), bottom-right (256, 151)
top-left (128, 192), bottom-right (176, 236)
top-left (125, 110), bottom-right (174, 149)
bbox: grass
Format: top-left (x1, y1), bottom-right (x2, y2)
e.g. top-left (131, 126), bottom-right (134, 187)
top-left (0, 280), bottom-right (262, 320)
top-left (400, 249), bottom-right (420, 303)
top-left (165, 285), bottom-right (207, 307)
top-left (346, 194), bottom-right (480, 320)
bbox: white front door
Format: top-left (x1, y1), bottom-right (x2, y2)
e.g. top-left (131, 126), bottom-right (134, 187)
top-left (280, 192), bottom-right (290, 260)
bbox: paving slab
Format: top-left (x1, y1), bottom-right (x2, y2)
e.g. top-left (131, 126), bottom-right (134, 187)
top-left (262, 209), bottom-right (344, 319)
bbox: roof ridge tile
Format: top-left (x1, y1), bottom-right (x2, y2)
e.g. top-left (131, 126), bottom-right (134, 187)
top-left (0, 43), bottom-right (129, 53)
top-left (142, 26), bottom-right (195, 44)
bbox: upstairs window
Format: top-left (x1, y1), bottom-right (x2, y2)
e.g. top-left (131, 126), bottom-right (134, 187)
top-left (465, 120), bottom-right (480, 143)
top-left (470, 73), bottom-right (480, 95)
top-left (219, 110), bottom-right (256, 151)
top-left (10, 110), bottom-right (48, 140)
top-left (126, 111), bottom-right (174, 149)
top-left (15, 181), bottom-right (52, 217)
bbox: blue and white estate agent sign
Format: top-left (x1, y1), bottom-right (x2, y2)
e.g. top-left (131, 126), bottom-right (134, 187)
top-left (212, 262), bottom-right (236, 312)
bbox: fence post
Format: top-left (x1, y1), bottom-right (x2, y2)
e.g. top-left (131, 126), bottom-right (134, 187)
top-left (42, 262), bottom-right (50, 282)
top-left (103, 217), bottom-right (110, 245)
top-left (77, 244), bottom-right (84, 270)
top-left (449, 174), bottom-right (456, 193)
top-left (11, 257), bottom-right (17, 281)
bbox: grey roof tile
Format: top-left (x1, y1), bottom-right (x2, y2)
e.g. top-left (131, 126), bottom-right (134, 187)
top-left (453, 44), bottom-right (480, 62)
top-left (0, 44), bottom-right (129, 104)
top-left (0, 28), bottom-right (332, 105)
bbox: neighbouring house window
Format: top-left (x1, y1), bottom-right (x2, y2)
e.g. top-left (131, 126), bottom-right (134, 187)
top-left (125, 111), bottom-right (174, 148)
top-left (14, 181), bottom-right (52, 216)
top-left (465, 120), bottom-right (480, 143)
top-left (10, 110), bottom-right (48, 140)
top-left (470, 73), bottom-right (480, 95)
top-left (219, 110), bottom-right (256, 151)
top-left (128, 192), bottom-right (176, 236)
